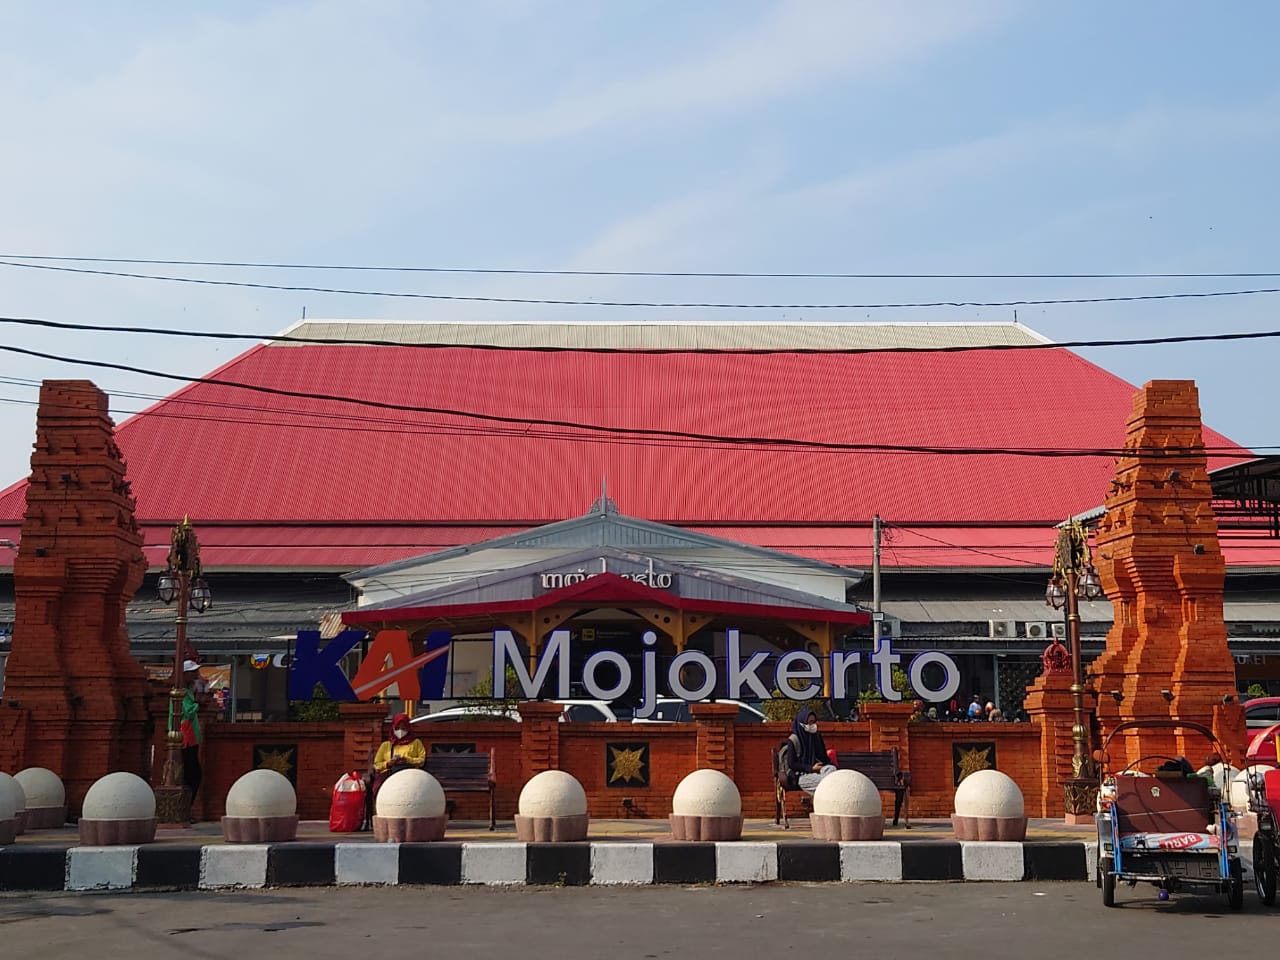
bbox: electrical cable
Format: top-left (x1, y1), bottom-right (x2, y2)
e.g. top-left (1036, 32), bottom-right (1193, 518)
top-left (5, 313), bottom-right (1280, 355)
top-left (4, 259), bottom-right (1280, 310)
top-left (3, 253), bottom-right (1279, 281)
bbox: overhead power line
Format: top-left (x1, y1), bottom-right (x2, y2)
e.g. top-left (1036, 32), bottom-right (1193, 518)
top-left (3, 313), bottom-right (1280, 355)
top-left (2, 253), bottom-right (1280, 280)
top-left (3, 259), bottom-right (1280, 310)
top-left (0, 342), bottom-right (1269, 458)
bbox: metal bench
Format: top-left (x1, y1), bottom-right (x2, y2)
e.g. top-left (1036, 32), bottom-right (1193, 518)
top-left (424, 751), bottom-right (497, 830)
top-left (836, 749), bottom-right (910, 828)
top-left (772, 745), bottom-right (911, 829)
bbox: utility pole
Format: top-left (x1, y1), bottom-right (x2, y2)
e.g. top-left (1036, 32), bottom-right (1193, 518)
top-left (872, 514), bottom-right (883, 637)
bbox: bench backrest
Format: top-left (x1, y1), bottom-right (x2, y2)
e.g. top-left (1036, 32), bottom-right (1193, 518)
top-left (834, 749), bottom-right (901, 791)
top-left (424, 751), bottom-right (495, 789)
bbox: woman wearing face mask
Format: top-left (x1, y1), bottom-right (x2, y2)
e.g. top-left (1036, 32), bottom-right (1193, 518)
top-left (364, 713), bottom-right (427, 829)
top-left (785, 708), bottom-right (837, 794)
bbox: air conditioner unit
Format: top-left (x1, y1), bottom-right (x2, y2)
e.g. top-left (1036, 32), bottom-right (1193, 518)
top-left (1051, 622), bottom-right (1067, 639)
top-left (989, 619), bottom-right (1016, 639)
top-left (1024, 621), bottom-right (1048, 640)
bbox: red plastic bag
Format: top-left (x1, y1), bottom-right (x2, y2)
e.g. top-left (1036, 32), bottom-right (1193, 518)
top-left (329, 771), bottom-right (366, 833)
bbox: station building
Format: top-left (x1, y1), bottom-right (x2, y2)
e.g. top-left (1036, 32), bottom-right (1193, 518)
top-left (1, 320), bottom-right (1278, 716)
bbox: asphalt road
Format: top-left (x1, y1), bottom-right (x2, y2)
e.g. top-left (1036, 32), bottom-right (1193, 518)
top-left (1, 883), bottom-right (1272, 959)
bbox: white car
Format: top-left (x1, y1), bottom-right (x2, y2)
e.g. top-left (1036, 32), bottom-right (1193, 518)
top-left (631, 699), bottom-right (768, 724)
top-left (411, 699), bottom-right (618, 724)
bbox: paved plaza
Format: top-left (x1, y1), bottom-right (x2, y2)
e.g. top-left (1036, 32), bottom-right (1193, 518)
top-left (1, 883), bottom-right (1274, 959)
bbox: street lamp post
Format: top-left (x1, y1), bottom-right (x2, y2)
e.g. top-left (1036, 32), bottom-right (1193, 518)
top-left (154, 516), bottom-right (212, 825)
top-left (1045, 518), bottom-right (1104, 817)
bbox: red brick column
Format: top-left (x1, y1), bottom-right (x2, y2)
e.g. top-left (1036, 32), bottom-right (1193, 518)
top-left (691, 702), bottom-right (738, 777)
top-left (518, 701), bottom-right (564, 779)
top-left (1090, 380), bottom-right (1245, 766)
top-left (1023, 666), bottom-right (1074, 817)
top-left (340, 702), bottom-right (390, 772)
top-left (862, 701), bottom-right (914, 767)
top-left (0, 381), bottom-right (152, 813)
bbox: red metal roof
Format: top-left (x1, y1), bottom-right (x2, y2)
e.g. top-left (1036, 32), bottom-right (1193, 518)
top-left (0, 338), bottom-right (1266, 569)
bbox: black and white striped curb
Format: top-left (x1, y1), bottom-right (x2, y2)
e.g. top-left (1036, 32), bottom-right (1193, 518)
top-left (0, 841), bottom-right (1096, 891)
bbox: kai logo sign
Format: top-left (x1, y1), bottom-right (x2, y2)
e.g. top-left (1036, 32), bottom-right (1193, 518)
top-left (287, 629), bottom-right (451, 702)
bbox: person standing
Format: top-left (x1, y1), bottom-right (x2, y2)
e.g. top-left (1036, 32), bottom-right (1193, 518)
top-left (178, 659), bottom-right (204, 820)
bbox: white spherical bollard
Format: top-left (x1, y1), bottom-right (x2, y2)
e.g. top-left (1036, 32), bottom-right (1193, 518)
top-left (952, 769), bottom-right (1027, 841)
top-left (672, 769), bottom-right (742, 816)
top-left (811, 769), bottom-right (885, 840)
top-left (0, 772), bottom-right (26, 836)
top-left (15, 767), bottom-right (66, 829)
top-left (516, 770), bottom-right (589, 842)
top-left (222, 769), bottom-right (299, 843)
top-left (79, 771), bottom-right (157, 845)
top-left (670, 769), bottom-right (743, 841)
top-left (373, 768), bottom-right (447, 842)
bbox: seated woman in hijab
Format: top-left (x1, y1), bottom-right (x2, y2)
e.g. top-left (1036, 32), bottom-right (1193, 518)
top-left (782, 708), bottom-right (837, 794)
top-left (364, 713), bottom-right (427, 828)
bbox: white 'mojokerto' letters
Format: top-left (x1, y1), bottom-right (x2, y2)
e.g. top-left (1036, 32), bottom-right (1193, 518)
top-left (490, 628), bottom-right (958, 706)
top-left (774, 650), bottom-right (821, 700)
top-left (907, 650), bottom-right (961, 703)
top-left (726, 629), bottom-right (772, 700)
top-left (870, 638), bottom-right (902, 701)
top-left (493, 628), bottom-right (570, 698)
top-left (582, 650), bottom-right (631, 700)
top-left (828, 650), bottom-right (861, 699)
top-left (668, 650), bottom-right (717, 700)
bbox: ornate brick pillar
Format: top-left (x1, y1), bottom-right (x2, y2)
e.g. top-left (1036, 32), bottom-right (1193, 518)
top-left (1023, 640), bottom-right (1076, 818)
top-left (691, 702), bottom-right (737, 777)
top-left (518, 701), bottom-right (564, 778)
top-left (0, 381), bottom-right (152, 812)
top-left (1090, 380), bottom-right (1245, 766)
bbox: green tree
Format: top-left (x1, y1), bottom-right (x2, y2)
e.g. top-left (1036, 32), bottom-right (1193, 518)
top-left (855, 665), bottom-right (917, 708)
top-left (1246, 683), bottom-right (1267, 699)
top-left (763, 676), bottom-right (834, 722)
top-left (289, 683), bottom-right (342, 721)
top-left (457, 665), bottom-right (525, 718)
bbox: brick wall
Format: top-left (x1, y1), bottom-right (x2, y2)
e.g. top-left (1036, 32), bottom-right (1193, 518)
top-left (199, 707), bottom-right (1057, 824)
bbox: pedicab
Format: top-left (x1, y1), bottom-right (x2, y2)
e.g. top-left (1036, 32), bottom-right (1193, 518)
top-left (1095, 719), bottom-right (1244, 910)
top-left (1244, 722), bottom-right (1280, 906)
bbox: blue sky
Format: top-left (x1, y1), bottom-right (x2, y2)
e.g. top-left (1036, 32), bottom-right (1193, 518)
top-left (1, 1), bottom-right (1278, 483)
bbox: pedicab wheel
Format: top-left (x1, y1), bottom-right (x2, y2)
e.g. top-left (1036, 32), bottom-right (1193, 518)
top-left (1227, 858), bottom-right (1244, 912)
top-left (1255, 834), bottom-right (1277, 906)
top-left (1100, 856), bottom-right (1116, 908)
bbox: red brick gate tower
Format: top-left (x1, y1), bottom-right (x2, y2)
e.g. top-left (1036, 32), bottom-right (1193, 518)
top-left (0, 381), bottom-right (153, 812)
top-left (1089, 380), bottom-right (1246, 767)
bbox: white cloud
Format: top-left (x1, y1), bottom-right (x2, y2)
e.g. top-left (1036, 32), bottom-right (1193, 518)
top-left (475, 0), bottom-right (1012, 142)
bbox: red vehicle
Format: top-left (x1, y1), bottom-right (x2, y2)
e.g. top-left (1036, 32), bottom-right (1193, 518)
top-left (1244, 727), bottom-right (1280, 907)
top-left (1245, 697), bottom-right (1280, 730)
top-left (1246, 722), bottom-right (1280, 765)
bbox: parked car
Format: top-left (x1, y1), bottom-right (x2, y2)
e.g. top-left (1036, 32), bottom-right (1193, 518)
top-left (632, 699), bottom-right (767, 724)
top-left (1245, 697), bottom-right (1280, 729)
top-left (411, 705), bottom-right (519, 724)
top-left (411, 699), bottom-right (619, 724)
